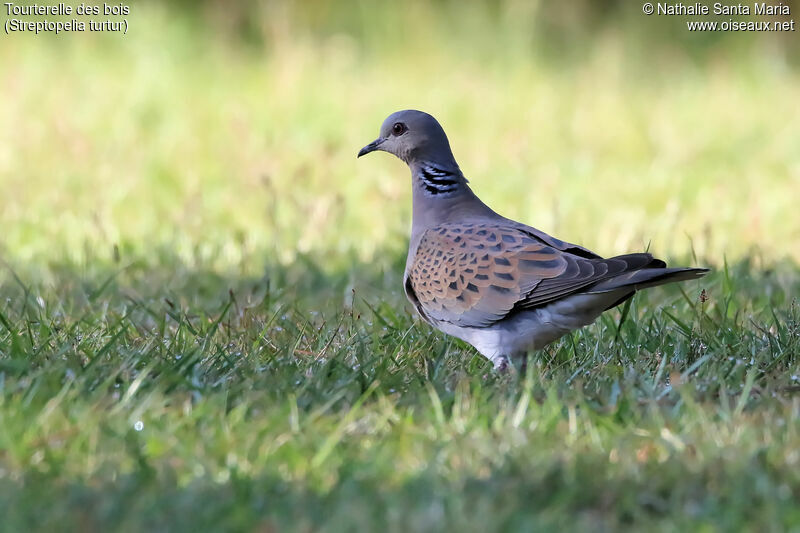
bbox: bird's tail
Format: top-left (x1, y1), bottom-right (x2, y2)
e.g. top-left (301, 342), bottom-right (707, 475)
top-left (589, 260), bottom-right (709, 294)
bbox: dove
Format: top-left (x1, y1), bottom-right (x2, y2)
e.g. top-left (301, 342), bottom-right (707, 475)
top-left (358, 110), bottom-right (708, 371)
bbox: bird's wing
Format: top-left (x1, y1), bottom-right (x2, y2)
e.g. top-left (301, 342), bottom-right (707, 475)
top-left (405, 222), bottom-right (660, 328)
top-left (506, 220), bottom-right (604, 259)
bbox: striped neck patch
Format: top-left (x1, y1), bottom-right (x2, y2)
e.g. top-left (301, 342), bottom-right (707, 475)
top-left (418, 164), bottom-right (461, 196)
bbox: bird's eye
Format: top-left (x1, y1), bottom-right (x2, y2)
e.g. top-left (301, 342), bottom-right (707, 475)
top-left (392, 122), bottom-right (407, 136)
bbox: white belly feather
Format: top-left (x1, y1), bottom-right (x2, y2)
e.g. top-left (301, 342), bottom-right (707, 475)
top-left (434, 291), bottom-right (629, 363)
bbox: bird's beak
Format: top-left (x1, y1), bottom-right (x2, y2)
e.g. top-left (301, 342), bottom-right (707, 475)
top-left (357, 138), bottom-right (385, 158)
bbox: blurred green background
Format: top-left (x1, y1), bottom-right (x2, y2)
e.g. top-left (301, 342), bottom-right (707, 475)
top-left (2, 0), bottom-right (799, 272)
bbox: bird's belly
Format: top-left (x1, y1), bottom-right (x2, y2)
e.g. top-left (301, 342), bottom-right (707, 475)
top-left (435, 291), bottom-right (624, 359)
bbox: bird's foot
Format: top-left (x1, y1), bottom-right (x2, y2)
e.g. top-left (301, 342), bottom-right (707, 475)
top-left (492, 355), bottom-right (512, 373)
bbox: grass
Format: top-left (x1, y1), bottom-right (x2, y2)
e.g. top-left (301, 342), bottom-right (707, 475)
top-left (0, 254), bottom-right (799, 531)
top-left (1, 1), bottom-right (800, 530)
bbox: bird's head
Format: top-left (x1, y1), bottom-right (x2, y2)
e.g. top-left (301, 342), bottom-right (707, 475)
top-left (357, 110), bottom-right (455, 165)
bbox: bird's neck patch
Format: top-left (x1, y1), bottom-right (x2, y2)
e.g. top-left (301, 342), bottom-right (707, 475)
top-left (417, 163), bottom-right (463, 196)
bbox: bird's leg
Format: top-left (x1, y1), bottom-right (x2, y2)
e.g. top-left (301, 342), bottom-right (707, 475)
top-left (491, 354), bottom-right (511, 373)
top-left (520, 352), bottom-right (529, 377)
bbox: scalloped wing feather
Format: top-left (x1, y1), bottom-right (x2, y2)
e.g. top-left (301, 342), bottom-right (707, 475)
top-left (406, 223), bottom-right (660, 328)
